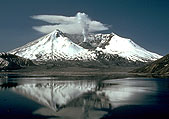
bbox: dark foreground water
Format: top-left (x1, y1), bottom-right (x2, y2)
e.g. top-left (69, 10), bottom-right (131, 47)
top-left (0, 75), bottom-right (169, 119)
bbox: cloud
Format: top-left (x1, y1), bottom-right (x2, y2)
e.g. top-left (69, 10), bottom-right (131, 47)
top-left (31, 12), bottom-right (109, 34)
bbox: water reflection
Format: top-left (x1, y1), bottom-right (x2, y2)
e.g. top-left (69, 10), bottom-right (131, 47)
top-left (12, 80), bottom-right (97, 111)
top-left (0, 76), bottom-right (169, 119)
top-left (98, 79), bottom-right (159, 107)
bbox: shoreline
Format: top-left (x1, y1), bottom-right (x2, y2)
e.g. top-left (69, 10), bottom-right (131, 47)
top-left (0, 66), bottom-right (168, 79)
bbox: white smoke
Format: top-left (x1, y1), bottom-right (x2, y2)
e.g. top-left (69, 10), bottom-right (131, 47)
top-left (76, 12), bottom-right (89, 42)
top-left (32, 12), bottom-right (109, 42)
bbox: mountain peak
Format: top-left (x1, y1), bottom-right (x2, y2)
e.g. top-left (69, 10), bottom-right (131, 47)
top-left (9, 29), bottom-right (95, 61)
top-left (50, 29), bottom-right (64, 37)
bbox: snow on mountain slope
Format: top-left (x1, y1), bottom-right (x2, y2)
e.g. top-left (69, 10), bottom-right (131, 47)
top-left (9, 30), bottom-right (96, 61)
top-left (9, 29), bottom-right (162, 62)
top-left (96, 33), bottom-right (162, 62)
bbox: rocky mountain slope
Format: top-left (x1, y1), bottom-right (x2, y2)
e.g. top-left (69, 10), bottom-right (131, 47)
top-left (0, 52), bottom-right (34, 70)
top-left (132, 54), bottom-right (169, 75)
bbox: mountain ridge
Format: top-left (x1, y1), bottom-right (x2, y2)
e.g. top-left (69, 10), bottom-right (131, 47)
top-left (9, 29), bottom-right (162, 63)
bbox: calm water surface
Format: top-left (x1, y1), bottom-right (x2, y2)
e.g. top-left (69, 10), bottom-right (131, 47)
top-left (0, 75), bottom-right (169, 119)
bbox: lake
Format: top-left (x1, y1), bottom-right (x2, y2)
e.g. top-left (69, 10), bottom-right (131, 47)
top-left (0, 74), bottom-right (169, 119)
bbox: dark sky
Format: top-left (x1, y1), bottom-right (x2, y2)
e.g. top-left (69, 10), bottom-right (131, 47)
top-left (0, 0), bottom-right (169, 55)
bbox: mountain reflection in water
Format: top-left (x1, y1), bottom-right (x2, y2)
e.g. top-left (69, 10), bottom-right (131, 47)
top-left (0, 75), bottom-right (169, 119)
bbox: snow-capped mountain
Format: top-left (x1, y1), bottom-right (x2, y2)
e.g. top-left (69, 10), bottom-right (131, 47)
top-left (64, 32), bottom-right (162, 62)
top-left (95, 33), bottom-right (162, 62)
top-left (9, 30), bottom-right (96, 61)
top-left (9, 29), bottom-right (162, 62)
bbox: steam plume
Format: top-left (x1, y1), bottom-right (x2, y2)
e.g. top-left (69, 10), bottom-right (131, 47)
top-left (32, 12), bottom-right (109, 41)
top-left (76, 12), bottom-right (89, 42)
